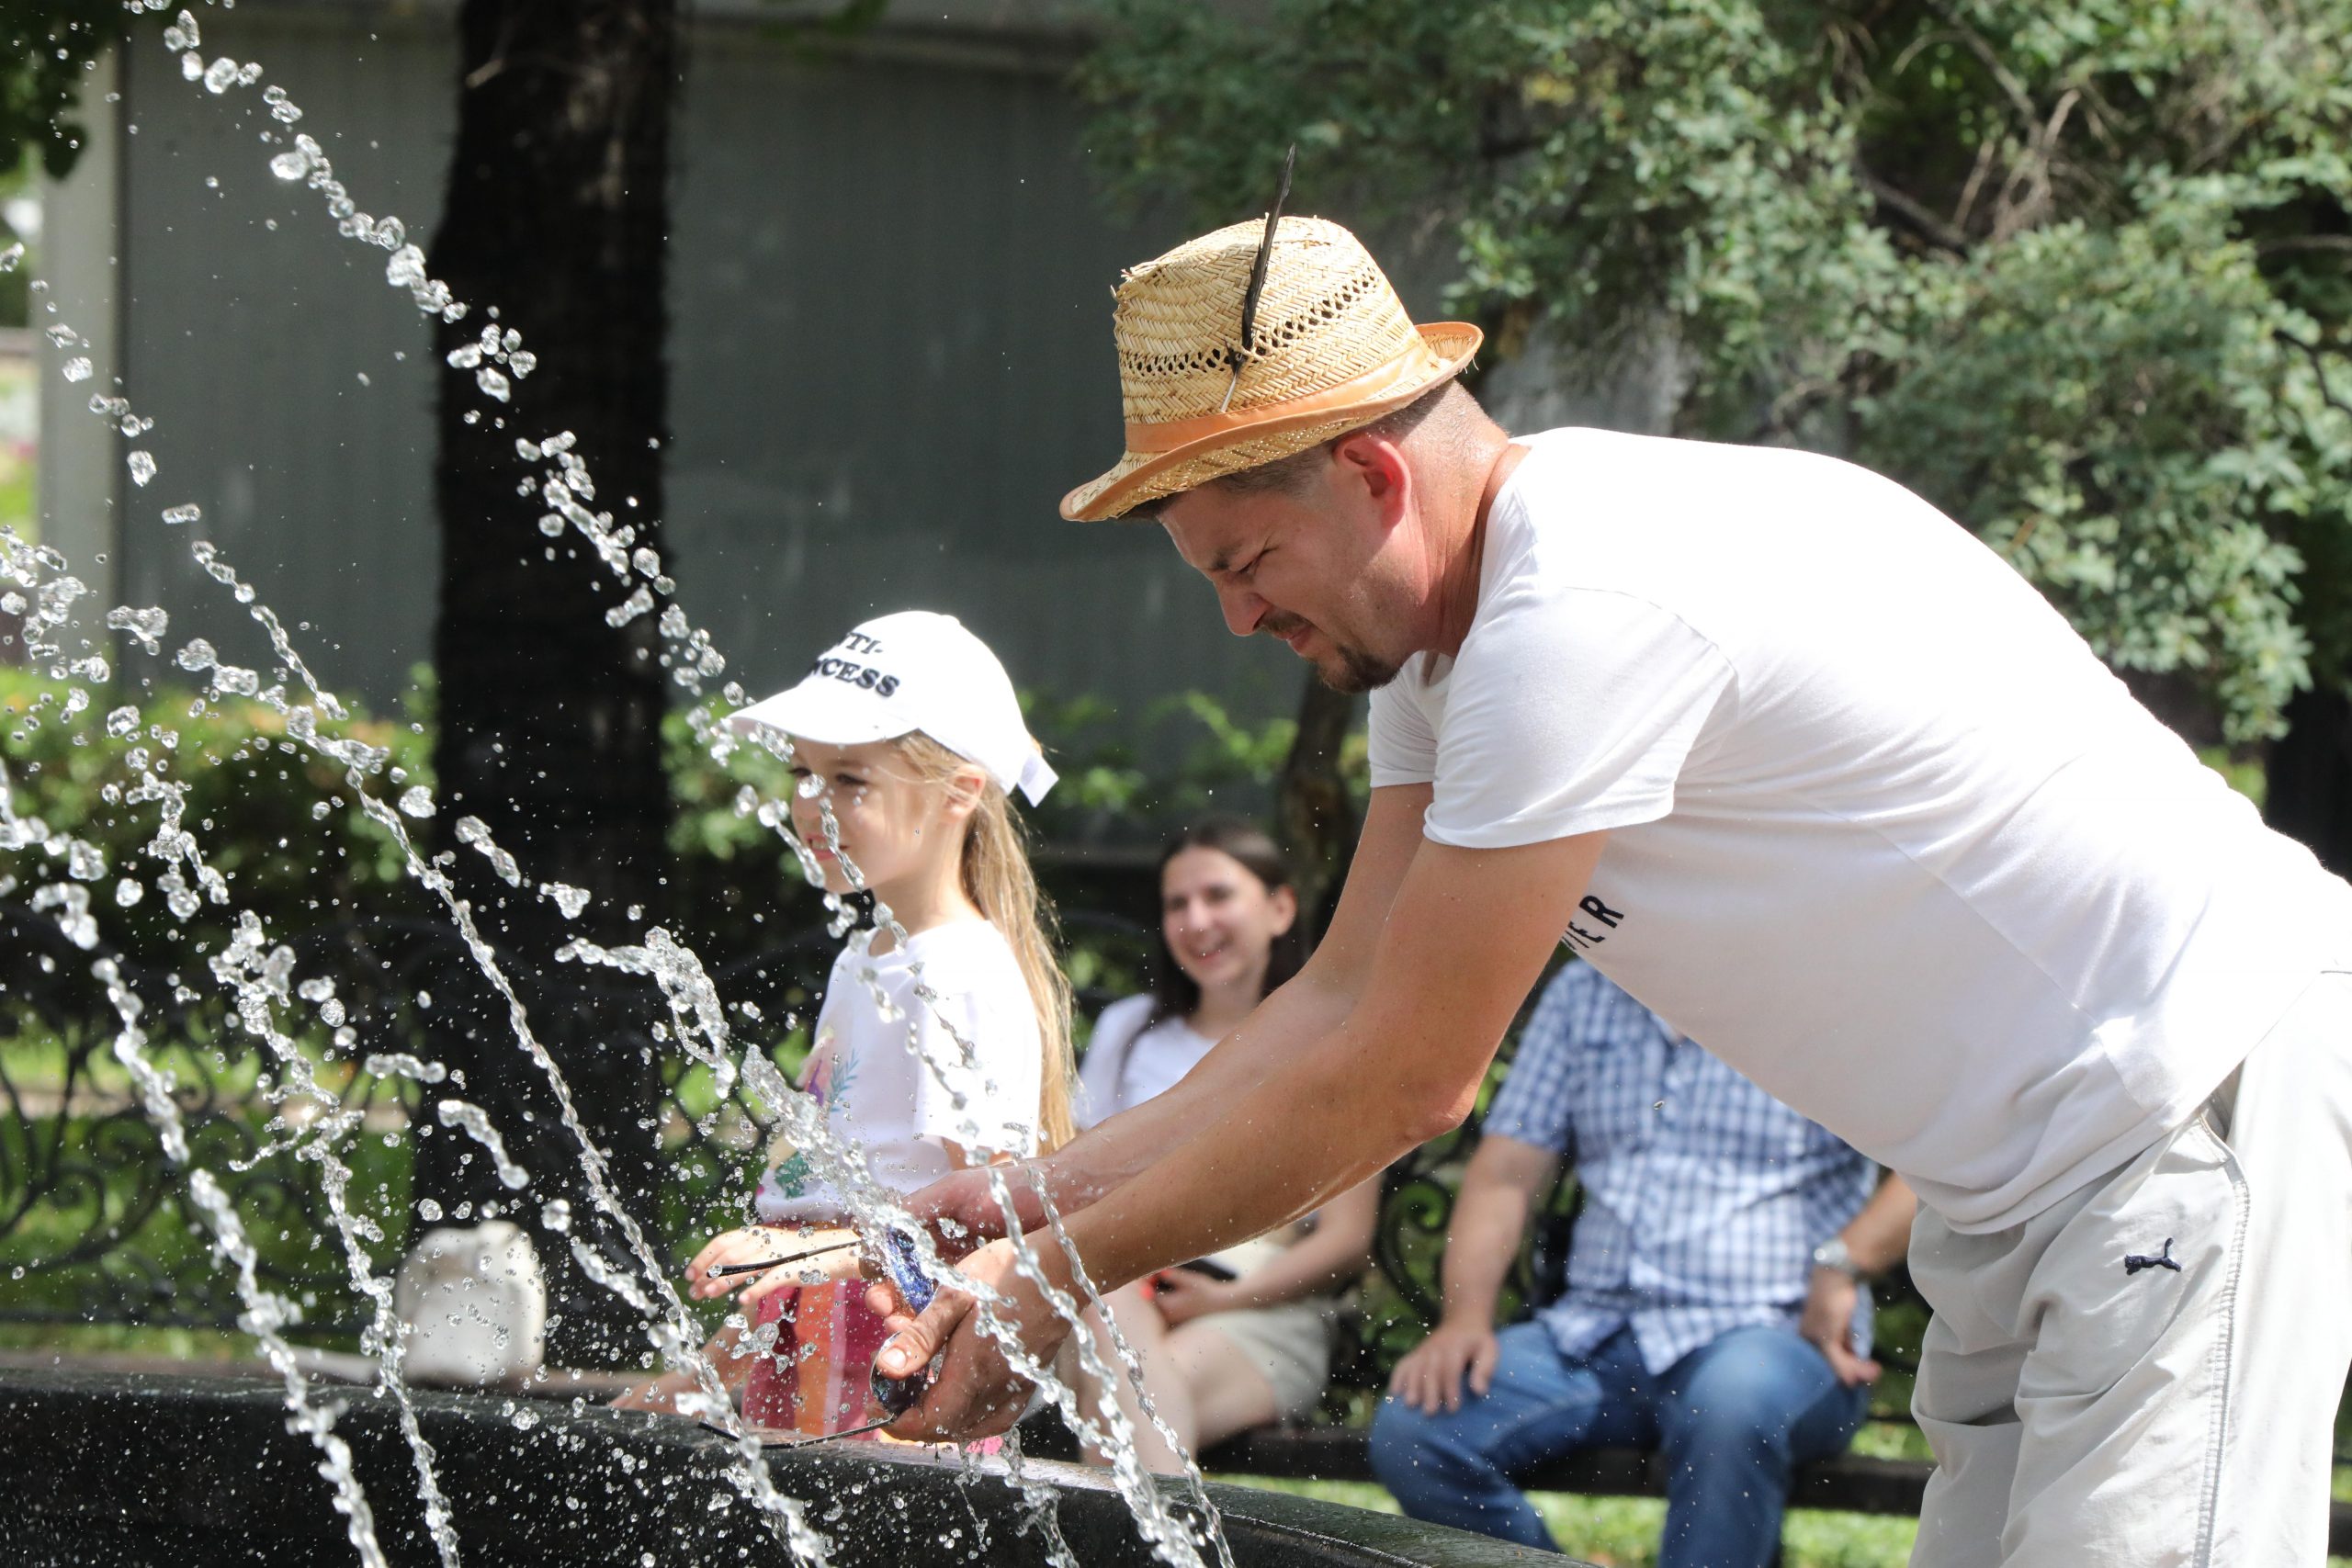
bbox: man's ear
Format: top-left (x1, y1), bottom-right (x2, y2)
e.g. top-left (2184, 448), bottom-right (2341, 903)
top-left (1329, 431), bottom-right (1412, 528)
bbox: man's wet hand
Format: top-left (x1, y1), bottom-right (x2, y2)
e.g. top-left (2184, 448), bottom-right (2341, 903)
top-left (870, 1236), bottom-right (1073, 1442)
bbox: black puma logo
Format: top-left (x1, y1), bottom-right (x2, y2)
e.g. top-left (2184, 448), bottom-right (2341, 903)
top-left (2122, 1238), bottom-right (2182, 1276)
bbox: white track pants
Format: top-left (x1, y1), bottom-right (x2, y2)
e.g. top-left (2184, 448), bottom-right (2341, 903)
top-left (1907, 969), bottom-right (2352, 1568)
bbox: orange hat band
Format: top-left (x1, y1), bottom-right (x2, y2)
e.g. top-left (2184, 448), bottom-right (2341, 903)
top-left (1121, 340), bottom-right (1446, 457)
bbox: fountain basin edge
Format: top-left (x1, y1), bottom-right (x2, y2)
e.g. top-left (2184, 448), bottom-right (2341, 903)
top-left (0, 1368), bottom-right (1577, 1567)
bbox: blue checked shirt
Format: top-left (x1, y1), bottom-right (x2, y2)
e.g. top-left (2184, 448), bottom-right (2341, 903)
top-left (1487, 962), bottom-right (1879, 1376)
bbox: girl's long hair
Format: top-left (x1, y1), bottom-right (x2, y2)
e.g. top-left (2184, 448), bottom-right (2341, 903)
top-left (1143, 817), bottom-right (1303, 1032)
top-left (898, 734), bottom-right (1077, 1152)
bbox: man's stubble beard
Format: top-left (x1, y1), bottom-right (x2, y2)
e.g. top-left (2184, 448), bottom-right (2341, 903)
top-left (1261, 609), bottom-right (1401, 694)
top-left (1318, 642), bottom-right (1401, 695)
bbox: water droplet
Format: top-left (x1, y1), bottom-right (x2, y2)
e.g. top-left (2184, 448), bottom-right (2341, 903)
top-left (269, 150), bottom-right (309, 181)
top-left (311, 799), bottom-right (331, 821)
top-left (62, 357), bottom-right (92, 382)
top-left (538, 881), bottom-right (591, 919)
top-left (44, 323), bottom-right (77, 348)
top-left (127, 451), bottom-right (156, 487)
top-left (104, 705), bottom-right (139, 739)
top-left (398, 785), bottom-right (435, 818)
top-left (385, 243), bottom-right (427, 290)
top-left (162, 503), bottom-right (201, 526)
top-left (180, 51), bottom-right (204, 82)
top-left (372, 216), bottom-right (405, 251)
top-left (604, 586), bottom-right (653, 627)
top-left (105, 604), bottom-right (167, 653)
top-left (0, 243), bottom-right (23, 272)
top-left (163, 9), bottom-right (199, 51)
top-left (202, 57), bottom-right (240, 95)
top-left (796, 773), bottom-right (825, 799)
top-left (417, 1198), bottom-right (443, 1222)
top-left (115, 878), bottom-right (143, 908)
top-left (508, 350), bottom-right (537, 379)
top-left (476, 366), bottom-right (511, 402)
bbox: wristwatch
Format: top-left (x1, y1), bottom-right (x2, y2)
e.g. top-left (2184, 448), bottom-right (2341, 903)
top-left (1811, 1236), bottom-right (1862, 1280)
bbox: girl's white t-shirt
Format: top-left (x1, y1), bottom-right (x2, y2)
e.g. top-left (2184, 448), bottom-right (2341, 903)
top-left (754, 919), bottom-right (1043, 1223)
top-left (1369, 428), bottom-right (2352, 1233)
top-left (1074, 994), bottom-right (1217, 1130)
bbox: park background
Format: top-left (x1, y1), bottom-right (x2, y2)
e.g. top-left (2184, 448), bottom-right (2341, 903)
top-left (3, 2), bottom-right (2350, 1563)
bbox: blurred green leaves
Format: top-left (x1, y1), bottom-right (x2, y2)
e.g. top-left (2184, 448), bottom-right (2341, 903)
top-left (1080, 0), bottom-right (2352, 743)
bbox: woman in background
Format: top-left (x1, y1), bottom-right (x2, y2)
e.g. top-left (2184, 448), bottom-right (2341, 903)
top-left (1067, 818), bottom-right (1380, 1470)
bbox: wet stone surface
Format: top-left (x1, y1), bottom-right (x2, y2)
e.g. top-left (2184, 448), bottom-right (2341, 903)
top-left (0, 1369), bottom-right (1577, 1568)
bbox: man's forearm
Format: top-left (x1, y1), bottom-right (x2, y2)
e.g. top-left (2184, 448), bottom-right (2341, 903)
top-left (1218, 1177), bottom-right (1379, 1311)
top-left (1058, 1024), bottom-right (1422, 1292)
top-left (1022, 962), bottom-right (1363, 1224)
top-left (1057, 833), bottom-right (1598, 1302)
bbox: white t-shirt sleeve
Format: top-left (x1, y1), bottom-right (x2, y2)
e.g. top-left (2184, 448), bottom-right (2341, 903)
top-left (1075, 995), bottom-right (1154, 1132)
top-left (1424, 585), bottom-right (1735, 849)
top-left (1367, 681), bottom-right (1440, 789)
top-left (905, 951), bottom-right (1044, 1158)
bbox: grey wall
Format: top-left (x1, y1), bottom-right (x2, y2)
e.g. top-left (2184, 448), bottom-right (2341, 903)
top-left (107, 8), bottom-right (456, 703)
top-left (73, 1), bottom-right (1306, 755)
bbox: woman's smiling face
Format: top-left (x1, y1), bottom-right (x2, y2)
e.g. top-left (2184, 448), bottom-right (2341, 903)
top-left (1159, 845), bottom-right (1297, 998)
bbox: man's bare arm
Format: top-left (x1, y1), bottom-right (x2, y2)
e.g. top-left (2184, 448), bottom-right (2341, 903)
top-left (1057, 829), bottom-right (1605, 1290)
top-left (875, 825), bottom-right (1604, 1439)
top-left (910, 784), bottom-right (1435, 1236)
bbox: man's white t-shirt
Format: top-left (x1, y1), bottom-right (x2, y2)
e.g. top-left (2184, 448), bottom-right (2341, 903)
top-left (1370, 428), bottom-right (2352, 1232)
top-left (754, 919), bottom-right (1042, 1223)
top-left (1075, 994), bottom-right (1217, 1131)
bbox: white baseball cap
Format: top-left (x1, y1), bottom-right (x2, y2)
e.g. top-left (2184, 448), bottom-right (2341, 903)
top-left (724, 611), bottom-right (1057, 806)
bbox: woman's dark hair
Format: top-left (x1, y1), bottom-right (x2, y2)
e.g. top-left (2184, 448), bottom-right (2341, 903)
top-left (1143, 817), bottom-right (1306, 1030)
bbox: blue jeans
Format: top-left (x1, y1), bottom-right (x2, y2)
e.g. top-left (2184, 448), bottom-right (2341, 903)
top-left (1370, 1321), bottom-right (1869, 1565)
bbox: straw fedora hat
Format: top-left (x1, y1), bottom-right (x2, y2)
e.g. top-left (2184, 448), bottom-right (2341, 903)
top-left (1060, 216), bottom-right (1482, 522)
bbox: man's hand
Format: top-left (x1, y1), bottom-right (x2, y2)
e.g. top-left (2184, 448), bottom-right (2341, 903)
top-left (1799, 1266), bottom-right (1882, 1387)
top-left (896, 1166), bottom-right (1026, 1252)
top-left (1388, 1319), bottom-right (1502, 1414)
top-left (864, 1235), bottom-right (1070, 1442)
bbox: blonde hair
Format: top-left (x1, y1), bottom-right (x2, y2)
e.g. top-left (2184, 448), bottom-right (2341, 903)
top-left (893, 733), bottom-right (1078, 1153)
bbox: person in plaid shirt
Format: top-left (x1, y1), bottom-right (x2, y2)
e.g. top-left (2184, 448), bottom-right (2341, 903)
top-left (1371, 962), bottom-right (1917, 1564)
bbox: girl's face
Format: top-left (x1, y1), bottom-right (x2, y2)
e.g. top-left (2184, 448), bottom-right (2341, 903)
top-left (786, 737), bottom-right (972, 897)
top-left (1159, 845), bottom-right (1297, 999)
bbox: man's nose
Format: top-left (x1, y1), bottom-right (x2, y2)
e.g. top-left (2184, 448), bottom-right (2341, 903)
top-left (1215, 581), bottom-right (1266, 637)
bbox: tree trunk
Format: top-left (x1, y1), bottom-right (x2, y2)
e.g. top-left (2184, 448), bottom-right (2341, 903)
top-left (1274, 678), bottom-right (1362, 943)
top-left (418, 0), bottom-right (680, 1367)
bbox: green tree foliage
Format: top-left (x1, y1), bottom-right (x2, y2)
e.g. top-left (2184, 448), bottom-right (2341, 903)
top-left (0, 2), bottom-right (140, 180)
top-left (1080, 0), bottom-right (2352, 743)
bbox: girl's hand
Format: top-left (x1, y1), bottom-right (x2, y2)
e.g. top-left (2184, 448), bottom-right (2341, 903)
top-left (1147, 1267), bottom-right (1235, 1327)
top-left (684, 1225), bottom-right (859, 1309)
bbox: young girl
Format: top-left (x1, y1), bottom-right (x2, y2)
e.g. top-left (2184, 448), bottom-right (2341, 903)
top-left (616, 610), bottom-right (1073, 1438)
top-left (1065, 818), bottom-right (1378, 1470)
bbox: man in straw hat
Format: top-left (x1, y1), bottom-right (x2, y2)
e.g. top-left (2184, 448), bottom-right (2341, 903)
top-left (876, 214), bottom-right (2352, 1564)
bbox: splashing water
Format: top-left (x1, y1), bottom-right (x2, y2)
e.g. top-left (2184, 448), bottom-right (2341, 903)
top-left (0, 15), bottom-right (1252, 1568)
